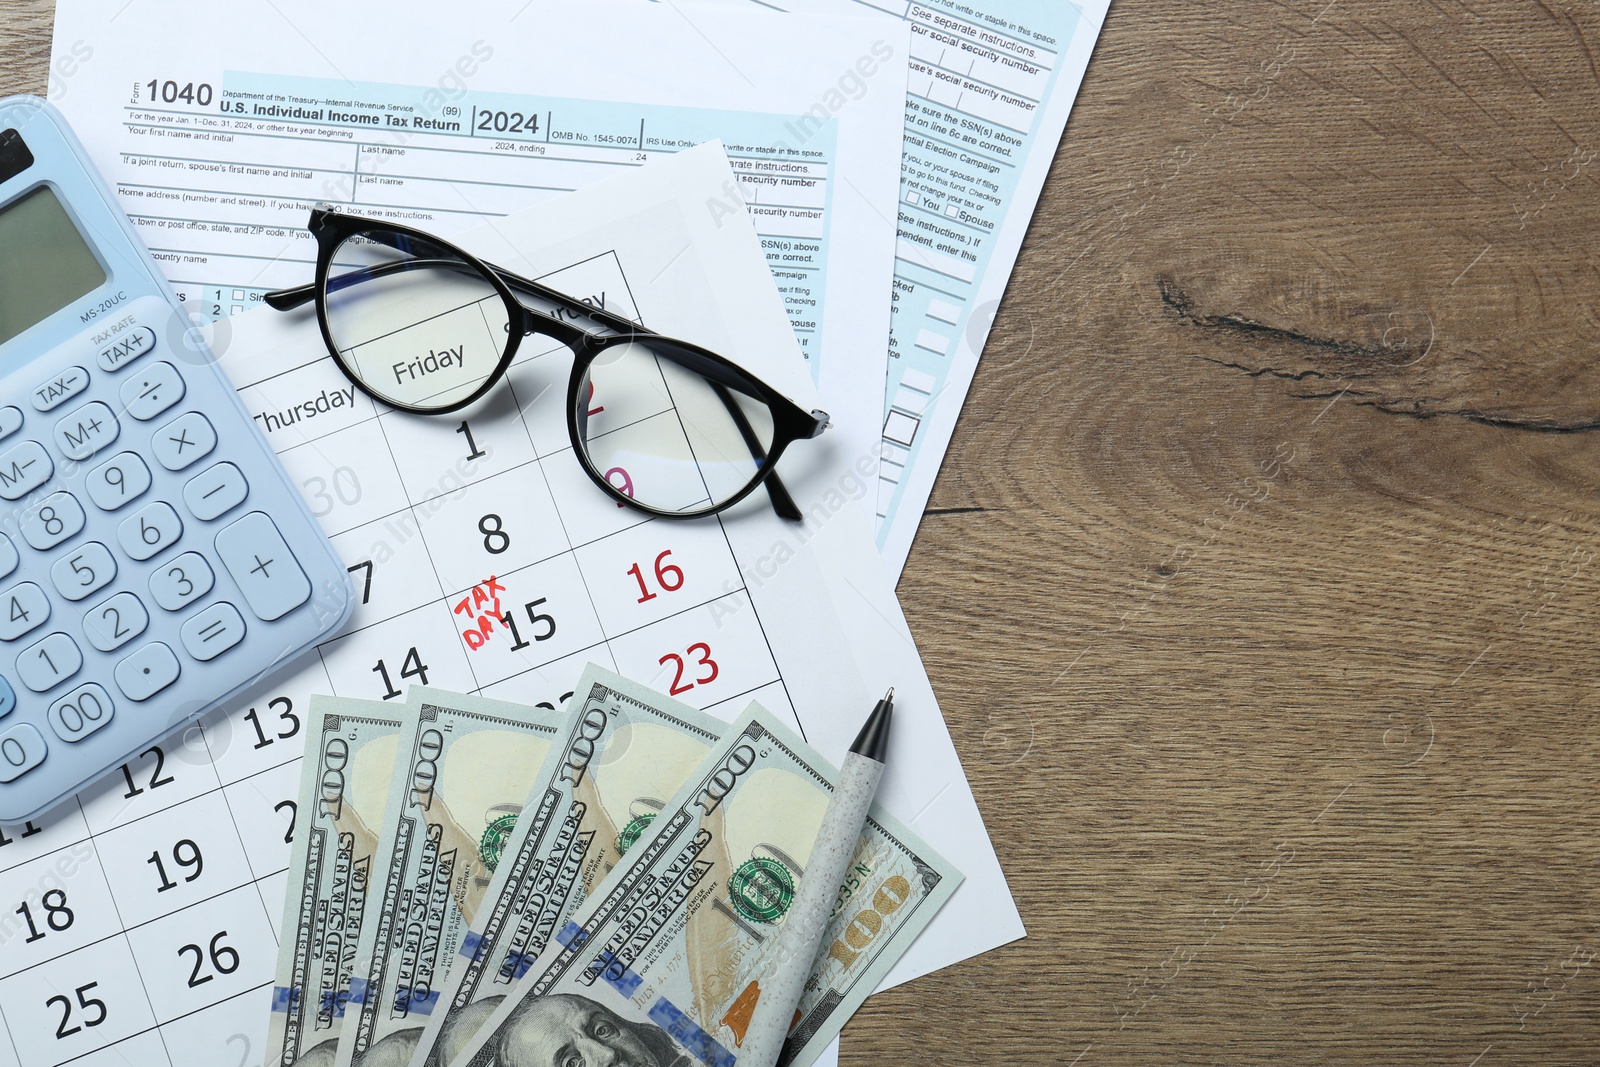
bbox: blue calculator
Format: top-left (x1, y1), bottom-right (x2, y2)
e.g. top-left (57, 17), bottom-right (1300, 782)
top-left (0, 96), bottom-right (353, 821)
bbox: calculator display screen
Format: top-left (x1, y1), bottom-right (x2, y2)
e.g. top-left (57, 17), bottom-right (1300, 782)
top-left (0, 185), bottom-right (107, 347)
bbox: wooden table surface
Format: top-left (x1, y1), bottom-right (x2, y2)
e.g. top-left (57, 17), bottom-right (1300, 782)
top-left (4, 1), bottom-right (1598, 1063)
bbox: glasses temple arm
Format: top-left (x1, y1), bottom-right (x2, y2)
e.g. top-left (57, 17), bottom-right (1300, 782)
top-left (263, 258), bottom-right (494, 312)
top-left (710, 381), bottom-right (802, 522)
top-left (263, 282), bottom-right (316, 312)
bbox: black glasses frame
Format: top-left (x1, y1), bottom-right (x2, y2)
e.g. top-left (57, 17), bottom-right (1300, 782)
top-left (264, 208), bottom-right (829, 521)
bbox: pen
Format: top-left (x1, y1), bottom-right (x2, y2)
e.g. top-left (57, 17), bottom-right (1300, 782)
top-left (740, 688), bottom-right (896, 1067)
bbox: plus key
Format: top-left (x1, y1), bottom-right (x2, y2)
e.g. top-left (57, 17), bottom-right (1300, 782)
top-left (215, 512), bottom-right (310, 621)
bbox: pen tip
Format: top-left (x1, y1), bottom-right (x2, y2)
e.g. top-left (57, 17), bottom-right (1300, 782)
top-left (850, 689), bottom-right (895, 761)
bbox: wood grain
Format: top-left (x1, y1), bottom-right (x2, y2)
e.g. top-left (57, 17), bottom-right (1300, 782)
top-left (3, 2), bottom-right (1597, 1064)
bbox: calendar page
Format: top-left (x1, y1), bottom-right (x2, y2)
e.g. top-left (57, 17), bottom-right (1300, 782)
top-left (0, 146), bottom-right (1019, 1067)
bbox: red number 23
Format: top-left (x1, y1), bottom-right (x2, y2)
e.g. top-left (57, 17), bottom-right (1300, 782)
top-left (660, 642), bottom-right (718, 696)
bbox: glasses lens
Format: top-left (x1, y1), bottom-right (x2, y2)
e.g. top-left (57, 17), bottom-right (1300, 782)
top-left (323, 230), bottom-right (510, 410)
top-left (576, 341), bottom-right (777, 515)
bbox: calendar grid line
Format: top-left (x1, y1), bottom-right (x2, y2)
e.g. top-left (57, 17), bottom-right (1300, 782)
top-left (229, 326), bottom-right (559, 400)
top-left (287, 318), bottom-right (766, 699)
top-left (230, 320), bottom-right (563, 425)
top-left (47, 980), bottom-right (272, 1067)
top-left (1, 926), bottom-right (121, 984)
top-left (302, 436), bottom-right (729, 566)
top-left (648, 334), bottom-right (723, 514)
top-left (562, 403), bottom-right (704, 458)
top-left (712, 513), bottom-right (800, 740)
top-left (459, 588), bottom-right (781, 710)
top-left (272, 388), bottom-right (702, 513)
top-left (248, 331), bottom-right (676, 483)
top-left (369, 412), bottom-right (488, 701)
top-left (195, 726), bottom-right (282, 937)
top-left (203, 736), bottom-right (298, 788)
top-left (460, 580), bottom-right (761, 690)
top-left (0, 1000), bottom-right (22, 1067)
top-left (253, 869), bottom-right (293, 953)
top-left (202, 696), bottom-right (315, 786)
top-left (601, 587), bottom-right (753, 648)
top-left (0, 795), bottom-right (93, 870)
top-left (495, 374), bottom-right (616, 698)
top-left (285, 437), bottom-right (538, 545)
top-left (148, 992), bottom-right (179, 1067)
top-left (0, 855), bottom-right (290, 985)
top-left (228, 268), bottom-right (570, 397)
top-left (62, 753), bottom-right (280, 845)
top-left (468, 638), bottom-right (611, 697)
top-left (74, 807), bottom-right (174, 1067)
top-left (320, 603), bottom-right (449, 662)
top-left (611, 252), bottom-right (649, 339)
top-left (691, 677), bottom-right (784, 720)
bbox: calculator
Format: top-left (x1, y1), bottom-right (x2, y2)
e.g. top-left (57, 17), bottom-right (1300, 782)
top-left (0, 96), bottom-right (353, 822)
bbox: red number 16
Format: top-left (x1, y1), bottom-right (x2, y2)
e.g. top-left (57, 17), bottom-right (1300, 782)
top-left (628, 550), bottom-right (685, 603)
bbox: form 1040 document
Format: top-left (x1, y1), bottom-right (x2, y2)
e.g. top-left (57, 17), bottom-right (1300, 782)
top-left (48, 0), bottom-right (909, 494)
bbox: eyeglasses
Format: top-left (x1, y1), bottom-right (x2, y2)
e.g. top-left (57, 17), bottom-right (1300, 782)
top-left (262, 207), bottom-right (829, 521)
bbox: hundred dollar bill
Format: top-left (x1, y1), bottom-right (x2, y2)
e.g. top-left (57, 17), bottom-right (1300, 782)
top-left (267, 696), bottom-right (405, 1067)
top-left (334, 688), bottom-right (568, 1067)
top-left (448, 702), bottom-right (963, 1067)
top-left (410, 664), bottom-right (726, 1067)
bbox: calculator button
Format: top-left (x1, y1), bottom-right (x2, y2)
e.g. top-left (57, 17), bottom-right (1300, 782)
top-left (20, 491), bottom-right (86, 550)
top-left (0, 723), bottom-right (46, 783)
top-left (83, 591), bottom-right (150, 653)
top-left (153, 411), bottom-right (217, 471)
top-left (51, 542), bottom-right (117, 602)
top-left (115, 641), bottom-right (181, 701)
top-left (181, 601), bottom-right (246, 661)
top-left (121, 360), bottom-right (185, 421)
top-left (47, 683), bottom-right (114, 743)
top-left (17, 632), bottom-right (82, 692)
top-left (117, 501), bottom-right (183, 561)
top-left (31, 366), bottom-right (89, 412)
top-left (150, 551), bottom-right (214, 612)
top-left (53, 401), bottom-right (120, 461)
top-left (0, 583), bottom-right (50, 641)
top-left (98, 325), bottom-right (157, 373)
top-left (0, 406), bottom-right (22, 443)
top-left (86, 451), bottom-right (152, 511)
top-left (0, 440), bottom-right (53, 499)
top-left (0, 534), bottom-right (16, 581)
top-left (184, 462), bottom-right (249, 521)
top-left (216, 512), bottom-right (310, 621)
top-left (0, 676), bottom-right (14, 719)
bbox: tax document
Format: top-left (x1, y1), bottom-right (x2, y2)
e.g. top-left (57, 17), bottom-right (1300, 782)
top-left (715, 0), bottom-right (1110, 572)
top-left (49, 0), bottom-right (908, 491)
top-left (0, 144), bottom-right (1019, 1067)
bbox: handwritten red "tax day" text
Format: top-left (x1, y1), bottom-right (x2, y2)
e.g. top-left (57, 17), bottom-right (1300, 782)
top-left (455, 576), bottom-right (506, 650)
